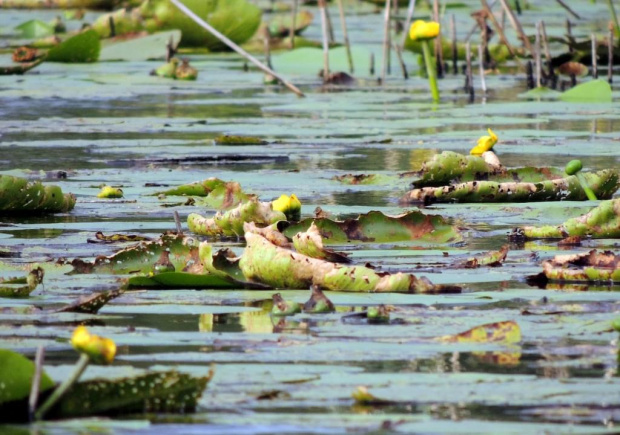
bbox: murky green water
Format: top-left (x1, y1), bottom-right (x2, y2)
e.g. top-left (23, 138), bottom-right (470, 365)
top-left (1, 1), bottom-right (620, 433)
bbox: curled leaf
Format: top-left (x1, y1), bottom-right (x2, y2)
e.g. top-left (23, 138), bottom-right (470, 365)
top-left (187, 198), bottom-right (285, 237)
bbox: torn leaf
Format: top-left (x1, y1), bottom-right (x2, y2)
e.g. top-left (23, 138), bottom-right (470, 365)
top-left (439, 321), bottom-right (522, 344)
top-left (240, 223), bottom-right (460, 293)
top-left (282, 210), bottom-right (462, 244)
top-left (188, 198), bottom-right (285, 237)
top-left (292, 222), bottom-right (350, 263)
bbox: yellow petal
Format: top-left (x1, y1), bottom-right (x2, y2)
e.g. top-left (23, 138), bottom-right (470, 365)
top-left (409, 20), bottom-right (440, 41)
top-left (271, 194), bottom-right (290, 213)
top-left (70, 326), bottom-right (116, 364)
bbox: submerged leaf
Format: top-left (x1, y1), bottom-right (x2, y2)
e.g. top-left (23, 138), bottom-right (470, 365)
top-left (271, 293), bottom-right (301, 316)
top-left (460, 245), bottom-right (509, 268)
top-left (283, 210), bottom-right (462, 244)
top-left (100, 30), bottom-right (181, 61)
top-left (125, 271), bottom-right (238, 289)
top-left (514, 199), bottom-right (620, 239)
top-left (302, 285), bottom-right (335, 313)
top-left (214, 135), bottom-right (267, 146)
top-left (439, 321), bottom-right (522, 344)
top-left (53, 289), bottom-right (124, 314)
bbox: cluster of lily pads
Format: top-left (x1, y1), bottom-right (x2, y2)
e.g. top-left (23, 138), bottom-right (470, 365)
top-left (1, 124), bottom-right (619, 421)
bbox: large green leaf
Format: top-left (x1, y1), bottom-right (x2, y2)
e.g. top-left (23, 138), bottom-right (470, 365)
top-left (0, 349), bottom-right (54, 406)
top-left (0, 175), bottom-right (75, 214)
top-left (67, 233), bottom-right (199, 275)
top-left (46, 29), bottom-right (101, 63)
top-left (282, 210), bottom-right (463, 244)
top-left (142, 0), bottom-right (261, 49)
top-left (559, 80), bottom-right (613, 103)
top-left (49, 370), bottom-right (212, 419)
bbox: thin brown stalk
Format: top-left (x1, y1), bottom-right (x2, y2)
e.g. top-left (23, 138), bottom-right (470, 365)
top-left (168, 0), bottom-right (305, 97)
top-left (381, 0), bottom-right (391, 84)
top-left (336, 0), bottom-right (354, 73)
top-left (498, 0), bottom-right (533, 56)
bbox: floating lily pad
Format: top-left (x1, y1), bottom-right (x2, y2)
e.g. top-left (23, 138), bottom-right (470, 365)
top-left (188, 198), bottom-right (285, 237)
top-left (49, 369), bottom-right (213, 419)
top-left (559, 80), bottom-right (613, 103)
top-left (67, 232), bottom-right (199, 275)
top-left (514, 199), bottom-right (620, 239)
top-left (0, 175), bottom-right (76, 214)
top-left (534, 250), bottom-right (620, 285)
top-left (282, 210), bottom-right (463, 244)
top-left (0, 349), bottom-right (54, 406)
top-left (240, 223), bottom-right (460, 294)
top-left (46, 29), bottom-right (100, 63)
top-left (403, 170), bottom-right (619, 204)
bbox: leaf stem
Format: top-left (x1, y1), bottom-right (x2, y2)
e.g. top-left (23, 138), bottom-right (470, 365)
top-left (421, 40), bottom-right (440, 101)
top-left (34, 353), bottom-right (90, 421)
top-left (576, 173), bottom-right (598, 201)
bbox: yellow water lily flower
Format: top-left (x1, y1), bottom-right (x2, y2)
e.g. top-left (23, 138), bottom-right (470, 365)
top-left (470, 128), bottom-right (498, 156)
top-left (97, 185), bottom-right (123, 199)
top-left (409, 20), bottom-right (440, 42)
top-left (272, 194), bottom-right (301, 221)
top-left (71, 326), bottom-right (116, 364)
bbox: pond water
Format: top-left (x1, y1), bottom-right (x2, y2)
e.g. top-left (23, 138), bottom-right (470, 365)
top-left (1, 1), bottom-right (619, 433)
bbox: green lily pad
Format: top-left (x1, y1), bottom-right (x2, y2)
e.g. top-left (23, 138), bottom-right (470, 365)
top-left (0, 349), bottom-right (55, 407)
top-left (46, 29), bottom-right (101, 63)
top-left (0, 175), bottom-right (76, 214)
top-left (515, 199), bottom-right (620, 239)
top-left (282, 210), bottom-right (463, 244)
top-left (125, 271), bottom-right (238, 289)
top-left (559, 80), bottom-right (613, 103)
top-left (67, 233), bottom-right (199, 275)
top-left (49, 369), bottom-right (213, 419)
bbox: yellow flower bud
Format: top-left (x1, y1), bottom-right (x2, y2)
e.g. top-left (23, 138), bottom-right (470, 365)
top-left (409, 20), bottom-right (440, 42)
top-left (470, 128), bottom-right (498, 156)
top-left (70, 326), bottom-right (116, 364)
top-left (272, 194), bottom-right (301, 221)
top-left (97, 185), bottom-right (123, 199)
